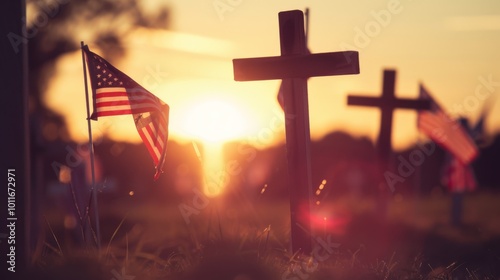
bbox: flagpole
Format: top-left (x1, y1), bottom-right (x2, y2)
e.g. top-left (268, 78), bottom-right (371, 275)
top-left (80, 41), bottom-right (101, 251)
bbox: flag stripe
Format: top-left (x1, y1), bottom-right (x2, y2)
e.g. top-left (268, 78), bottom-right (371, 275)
top-left (417, 85), bottom-right (478, 164)
top-left (96, 88), bottom-right (162, 107)
top-left (145, 122), bottom-right (162, 158)
top-left (419, 115), bottom-right (477, 163)
top-left (136, 115), bottom-right (167, 150)
top-left (96, 101), bottom-right (159, 109)
top-left (135, 112), bottom-right (168, 164)
top-left (139, 124), bottom-right (160, 162)
top-left (419, 112), bottom-right (478, 161)
top-left (95, 104), bottom-right (160, 115)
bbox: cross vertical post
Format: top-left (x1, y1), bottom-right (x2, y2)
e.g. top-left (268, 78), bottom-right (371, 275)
top-left (378, 70), bottom-right (396, 163)
top-left (233, 10), bottom-right (359, 254)
top-left (279, 11), bottom-right (314, 255)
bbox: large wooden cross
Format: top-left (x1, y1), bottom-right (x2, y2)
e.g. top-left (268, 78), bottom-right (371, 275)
top-left (233, 10), bottom-right (359, 254)
top-left (347, 69), bottom-right (431, 165)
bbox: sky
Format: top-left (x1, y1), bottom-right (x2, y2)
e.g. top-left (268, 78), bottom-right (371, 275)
top-left (45, 0), bottom-right (500, 151)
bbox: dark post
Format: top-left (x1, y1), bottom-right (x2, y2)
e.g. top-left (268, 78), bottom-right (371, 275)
top-left (279, 10), bottom-right (314, 255)
top-left (1, 0), bottom-right (31, 276)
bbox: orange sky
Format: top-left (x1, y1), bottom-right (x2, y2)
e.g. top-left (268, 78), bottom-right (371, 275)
top-left (45, 0), bottom-right (500, 151)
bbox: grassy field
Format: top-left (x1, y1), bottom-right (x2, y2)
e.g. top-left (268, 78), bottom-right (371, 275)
top-left (26, 189), bottom-right (500, 279)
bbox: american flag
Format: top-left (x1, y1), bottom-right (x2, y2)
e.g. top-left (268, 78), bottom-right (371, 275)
top-left (83, 45), bottom-right (169, 180)
top-left (417, 84), bottom-right (478, 165)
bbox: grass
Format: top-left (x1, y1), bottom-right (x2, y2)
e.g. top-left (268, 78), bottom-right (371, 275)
top-left (23, 189), bottom-right (500, 279)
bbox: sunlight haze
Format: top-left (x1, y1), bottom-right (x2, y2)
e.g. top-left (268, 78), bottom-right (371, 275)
top-left (44, 0), bottom-right (500, 151)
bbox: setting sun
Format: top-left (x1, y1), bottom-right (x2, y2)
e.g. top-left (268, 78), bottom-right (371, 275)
top-left (176, 97), bottom-right (253, 197)
top-left (178, 98), bottom-right (251, 144)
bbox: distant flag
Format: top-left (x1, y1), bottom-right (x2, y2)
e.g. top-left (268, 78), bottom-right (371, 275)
top-left (82, 45), bottom-right (169, 180)
top-left (417, 84), bottom-right (478, 165)
top-left (442, 157), bottom-right (477, 192)
top-left (440, 119), bottom-right (478, 193)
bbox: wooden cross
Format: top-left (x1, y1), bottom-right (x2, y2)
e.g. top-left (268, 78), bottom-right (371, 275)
top-left (347, 69), bottom-right (431, 164)
top-left (233, 10), bottom-right (359, 254)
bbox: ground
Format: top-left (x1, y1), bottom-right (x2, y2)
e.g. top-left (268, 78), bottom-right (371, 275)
top-left (34, 189), bottom-right (500, 279)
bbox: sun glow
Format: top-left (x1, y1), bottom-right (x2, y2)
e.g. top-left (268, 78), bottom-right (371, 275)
top-left (177, 98), bottom-right (252, 197)
top-left (179, 99), bottom-right (251, 143)
top-left (201, 143), bottom-right (226, 197)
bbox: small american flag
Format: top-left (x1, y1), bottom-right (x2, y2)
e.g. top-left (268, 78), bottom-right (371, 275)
top-left (417, 84), bottom-right (478, 165)
top-left (442, 156), bottom-right (477, 192)
top-left (83, 45), bottom-right (169, 180)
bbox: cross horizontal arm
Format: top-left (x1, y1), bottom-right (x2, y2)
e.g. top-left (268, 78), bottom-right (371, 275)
top-left (233, 51), bottom-right (359, 81)
top-left (347, 95), bottom-right (431, 110)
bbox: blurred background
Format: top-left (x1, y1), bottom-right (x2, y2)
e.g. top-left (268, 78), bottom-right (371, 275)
top-left (21, 0), bottom-right (500, 278)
